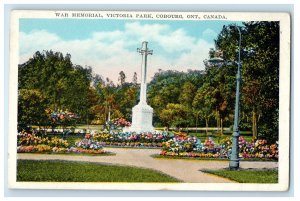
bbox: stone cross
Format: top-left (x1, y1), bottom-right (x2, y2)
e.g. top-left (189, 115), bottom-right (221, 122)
top-left (137, 41), bottom-right (153, 104)
top-left (126, 41), bottom-right (154, 133)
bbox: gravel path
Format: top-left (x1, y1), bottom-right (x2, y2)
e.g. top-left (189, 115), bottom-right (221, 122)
top-left (17, 148), bottom-right (278, 183)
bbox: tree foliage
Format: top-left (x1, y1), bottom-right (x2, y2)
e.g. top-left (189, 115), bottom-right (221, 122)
top-left (18, 89), bottom-right (48, 127)
top-left (18, 50), bottom-right (92, 128)
top-left (212, 21), bottom-right (279, 142)
top-left (159, 103), bottom-right (189, 129)
top-left (118, 71), bottom-right (126, 86)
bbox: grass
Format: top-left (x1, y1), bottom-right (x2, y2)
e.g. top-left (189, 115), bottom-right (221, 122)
top-left (17, 160), bottom-right (180, 183)
top-left (188, 132), bottom-right (253, 144)
top-left (68, 124), bottom-right (103, 130)
top-left (152, 154), bottom-right (277, 162)
top-left (202, 168), bottom-right (278, 183)
top-left (64, 135), bottom-right (82, 146)
top-left (152, 154), bottom-right (229, 161)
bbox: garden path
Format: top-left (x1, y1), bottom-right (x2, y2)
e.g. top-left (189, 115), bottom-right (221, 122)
top-left (17, 148), bottom-right (278, 183)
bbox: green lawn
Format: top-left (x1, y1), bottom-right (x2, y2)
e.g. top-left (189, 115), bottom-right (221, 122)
top-left (69, 124), bottom-right (103, 130)
top-left (152, 155), bottom-right (277, 162)
top-left (17, 160), bottom-right (180, 182)
top-left (188, 132), bottom-right (253, 144)
top-left (64, 135), bottom-right (82, 146)
top-left (202, 168), bottom-right (278, 183)
top-left (152, 154), bottom-right (229, 161)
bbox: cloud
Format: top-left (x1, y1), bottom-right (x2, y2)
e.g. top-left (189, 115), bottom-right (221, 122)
top-left (174, 39), bottom-right (212, 68)
top-left (19, 22), bottom-right (214, 83)
top-left (19, 30), bottom-right (60, 60)
top-left (201, 28), bottom-right (218, 42)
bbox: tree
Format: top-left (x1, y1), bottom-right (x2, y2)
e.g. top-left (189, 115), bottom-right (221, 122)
top-left (243, 22), bottom-right (279, 142)
top-left (63, 65), bottom-right (93, 122)
top-left (18, 89), bottom-right (48, 128)
top-left (118, 71), bottom-right (126, 86)
top-left (202, 57), bottom-right (236, 135)
top-left (117, 85), bottom-right (138, 120)
top-left (94, 78), bottom-right (118, 124)
top-left (213, 21), bottom-right (279, 142)
top-left (132, 72), bottom-right (138, 85)
top-left (86, 87), bottom-right (101, 125)
top-left (242, 80), bottom-right (262, 139)
top-left (18, 50), bottom-right (93, 127)
top-left (192, 83), bottom-right (214, 135)
top-left (179, 81), bottom-right (196, 108)
top-left (111, 109), bottom-right (124, 119)
top-left (177, 81), bottom-right (197, 127)
top-left (159, 103), bottom-right (189, 130)
top-left (147, 70), bottom-right (203, 126)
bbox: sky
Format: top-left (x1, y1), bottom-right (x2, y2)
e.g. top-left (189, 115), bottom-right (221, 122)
top-left (19, 19), bottom-right (242, 83)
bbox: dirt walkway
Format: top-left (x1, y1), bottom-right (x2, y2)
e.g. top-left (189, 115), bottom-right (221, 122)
top-left (17, 148), bottom-right (278, 183)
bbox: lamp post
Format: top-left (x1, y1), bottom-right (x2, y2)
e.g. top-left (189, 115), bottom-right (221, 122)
top-left (229, 25), bottom-right (242, 170)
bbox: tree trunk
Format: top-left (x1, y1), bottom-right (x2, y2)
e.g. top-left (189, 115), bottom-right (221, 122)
top-left (205, 117), bottom-right (209, 136)
top-left (220, 118), bottom-right (223, 136)
top-left (216, 110), bottom-right (220, 134)
top-left (252, 111), bottom-right (257, 140)
top-left (196, 113), bottom-right (199, 133)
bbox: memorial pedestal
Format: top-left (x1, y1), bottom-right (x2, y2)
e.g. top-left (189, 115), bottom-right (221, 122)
top-left (129, 102), bottom-right (154, 133)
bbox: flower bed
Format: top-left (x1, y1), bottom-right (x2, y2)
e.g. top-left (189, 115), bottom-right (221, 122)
top-left (99, 141), bottom-right (163, 148)
top-left (17, 132), bottom-right (69, 148)
top-left (17, 145), bottom-right (52, 153)
top-left (161, 134), bottom-right (202, 153)
top-left (113, 118), bottom-right (131, 127)
top-left (17, 146), bottom-right (106, 154)
top-left (93, 131), bottom-right (172, 148)
top-left (17, 131), bottom-right (279, 160)
top-left (17, 132), bottom-right (107, 155)
top-left (159, 136), bottom-right (278, 160)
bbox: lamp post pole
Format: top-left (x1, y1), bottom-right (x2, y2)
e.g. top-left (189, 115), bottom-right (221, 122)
top-left (229, 25), bottom-right (242, 170)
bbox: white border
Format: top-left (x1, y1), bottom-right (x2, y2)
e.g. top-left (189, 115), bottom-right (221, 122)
top-left (8, 10), bottom-right (290, 191)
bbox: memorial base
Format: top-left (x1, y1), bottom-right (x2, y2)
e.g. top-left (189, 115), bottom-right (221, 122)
top-left (128, 102), bottom-right (154, 133)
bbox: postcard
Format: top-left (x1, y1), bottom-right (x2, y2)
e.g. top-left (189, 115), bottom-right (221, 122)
top-left (8, 10), bottom-right (290, 191)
